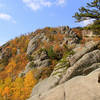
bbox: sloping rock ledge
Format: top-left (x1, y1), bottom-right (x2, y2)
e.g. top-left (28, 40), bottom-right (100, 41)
top-left (28, 68), bottom-right (100, 100)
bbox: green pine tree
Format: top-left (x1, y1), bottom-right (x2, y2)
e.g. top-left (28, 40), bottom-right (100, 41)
top-left (73, 0), bottom-right (100, 34)
top-left (73, 0), bottom-right (100, 22)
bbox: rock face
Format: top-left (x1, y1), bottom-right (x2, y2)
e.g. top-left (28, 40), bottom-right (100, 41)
top-left (33, 50), bottom-right (51, 68)
top-left (28, 68), bottom-right (100, 100)
top-left (20, 49), bottom-right (51, 77)
top-left (27, 40), bottom-right (100, 100)
top-left (26, 26), bottom-right (100, 100)
top-left (59, 49), bottom-right (100, 83)
top-left (50, 59), bottom-right (69, 79)
top-left (82, 30), bottom-right (93, 37)
top-left (27, 26), bottom-right (80, 55)
top-left (27, 39), bottom-right (38, 55)
top-left (27, 33), bottom-right (47, 55)
top-left (30, 76), bottom-right (59, 97)
top-left (63, 27), bottom-right (80, 45)
top-left (69, 41), bottom-right (100, 66)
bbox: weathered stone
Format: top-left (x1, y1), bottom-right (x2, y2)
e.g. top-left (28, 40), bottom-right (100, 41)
top-left (28, 68), bottom-right (100, 100)
top-left (51, 61), bottom-right (69, 79)
top-left (35, 59), bottom-right (51, 67)
top-left (82, 63), bottom-right (100, 75)
top-left (82, 30), bottom-right (93, 37)
top-left (69, 41), bottom-right (100, 66)
top-left (30, 76), bottom-right (59, 97)
top-left (59, 49), bottom-right (100, 84)
top-left (27, 33), bottom-right (46, 55)
top-left (40, 51), bottom-right (48, 61)
top-left (27, 40), bottom-right (38, 55)
top-left (40, 85), bottom-right (65, 100)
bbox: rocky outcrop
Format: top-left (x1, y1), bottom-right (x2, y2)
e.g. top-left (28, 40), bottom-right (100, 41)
top-left (19, 49), bottom-right (51, 77)
top-left (33, 50), bottom-right (51, 68)
top-left (64, 27), bottom-right (80, 45)
top-left (26, 26), bottom-right (100, 100)
top-left (27, 40), bottom-right (100, 100)
top-left (28, 68), bottom-right (100, 100)
top-left (27, 26), bottom-right (81, 55)
top-left (50, 59), bottom-right (69, 79)
top-left (59, 49), bottom-right (100, 83)
top-left (29, 50), bottom-right (72, 98)
top-left (35, 59), bottom-right (51, 68)
top-left (27, 39), bottom-right (38, 55)
top-left (69, 41), bottom-right (100, 66)
top-left (82, 30), bottom-right (93, 37)
top-left (27, 33), bottom-right (48, 55)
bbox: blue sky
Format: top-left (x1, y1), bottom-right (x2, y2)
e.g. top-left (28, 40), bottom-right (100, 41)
top-left (0, 0), bottom-right (90, 45)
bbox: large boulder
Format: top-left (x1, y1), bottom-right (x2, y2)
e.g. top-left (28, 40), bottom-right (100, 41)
top-left (28, 68), bottom-right (100, 100)
top-left (59, 49), bottom-right (100, 84)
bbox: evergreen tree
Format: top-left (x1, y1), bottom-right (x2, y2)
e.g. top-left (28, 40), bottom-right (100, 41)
top-left (73, 0), bottom-right (100, 34)
top-left (73, 0), bottom-right (100, 22)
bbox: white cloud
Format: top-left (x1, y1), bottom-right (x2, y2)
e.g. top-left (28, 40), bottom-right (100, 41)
top-left (57, 0), bottom-right (65, 5)
top-left (28, 2), bottom-right (40, 11)
top-left (41, 1), bottom-right (52, 7)
top-left (80, 18), bottom-right (95, 26)
top-left (82, 20), bottom-right (93, 26)
top-left (0, 13), bottom-right (11, 21)
top-left (0, 13), bottom-right (16, 24)
top-left (22, 0), bottom-right (66, 11)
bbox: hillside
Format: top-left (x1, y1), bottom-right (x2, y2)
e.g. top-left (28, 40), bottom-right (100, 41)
top-left (0, 26), bottom-right (100, 100)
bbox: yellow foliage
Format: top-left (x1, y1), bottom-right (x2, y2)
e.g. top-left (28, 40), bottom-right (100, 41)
top-left (24, 71), bottom-right (37, 98)
top-left (2, 86), bottom-right (10, 97)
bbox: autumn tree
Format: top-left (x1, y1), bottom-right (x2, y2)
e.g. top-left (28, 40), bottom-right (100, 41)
top-left (7, 60), bottom-right (16, 80)
top-left (24, 71), bottom-right (37, 99)
top-left (2, 86), bottom-right (10, 100)
top-left (11, 77), bottom-right (24, 100)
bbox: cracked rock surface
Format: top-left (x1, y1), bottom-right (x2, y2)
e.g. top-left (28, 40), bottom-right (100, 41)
top-left (28, 68), bottom-right (100, 100)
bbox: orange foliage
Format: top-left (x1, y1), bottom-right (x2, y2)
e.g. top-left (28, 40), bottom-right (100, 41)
top-left (0, 71), bottom-right (37, 100)
top-left (53, 44), bottom-right (62, 52)
top-left (2, 86), bottom-right (10, 96)
top-left (54, 32), bottom-right (64, 42)
top-left (23, 71), bottom-right (37, 99)
top-left (43, 40), bottom-right (53, 49)
top-left (72, 28), bottom-right (82, 38)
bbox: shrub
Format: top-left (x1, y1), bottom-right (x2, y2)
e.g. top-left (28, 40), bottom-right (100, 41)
top-left (29, 61), bottom-right (36, 69)
top-left (47, 46), bottom-right (56, 59)
top-left (27, 55), bottom-right (34, 61)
